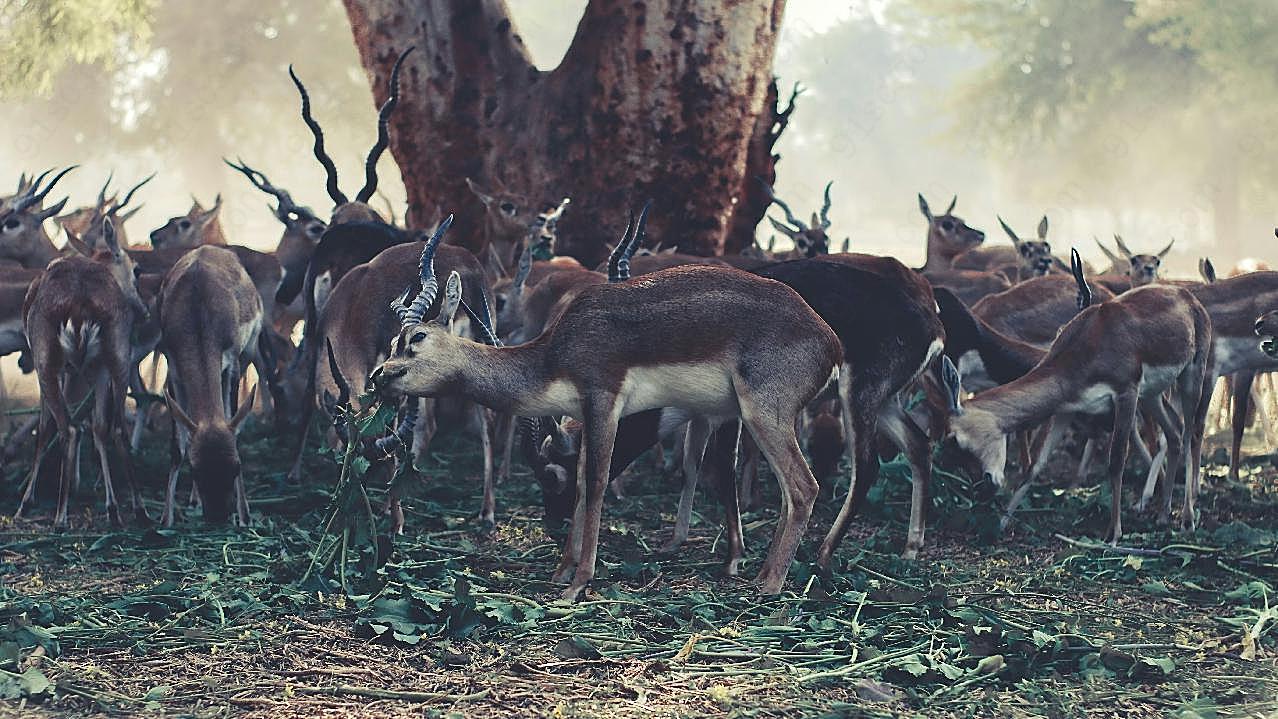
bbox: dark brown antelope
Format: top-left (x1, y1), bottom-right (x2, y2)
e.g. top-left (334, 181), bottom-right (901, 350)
top-left (370, 220), bottom-right (842, 600)
top-left (940, 279), bottom-right (1215, 541)
top-left (288, 47), bottom-right (413, 225)
top-left (16, 218), bottom-right (146, 527)
top-left (758, 180), bottom-right (833, 259)
top-left (158, 246), bottom-right (263, 525)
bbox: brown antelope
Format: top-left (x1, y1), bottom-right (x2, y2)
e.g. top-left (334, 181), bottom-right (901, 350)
top-left (972, 274), bottom-right (1117, 348)
top-left (16, 218), bottom-right (147, 527)
top-left (370, 219), bottom-right (842, 600)
top-left (158, 246), bottom-right (262, 525)
top-left (939, 277), bottom-right (1215, 541)
top-left (995, 215), bottom-right (1057, 282)
top-left (57, 173), bottom-right (153, 251)
top-left (917, 194), bottom-right (991, 272)
top-left (288, 47), bottom-right (413, 226)
top-left (467, 178), bottom-right (573, 276)
top-left (149, 195), bottom-right (226, 250)
top-left (223, 158), bottom-right (328, 331)
top-left (0, 167), bottom-right (77, 269)
top-left (1092, 235), bottom-right (1175, 294)
top-left (758, 180), bottom-right (832, 258)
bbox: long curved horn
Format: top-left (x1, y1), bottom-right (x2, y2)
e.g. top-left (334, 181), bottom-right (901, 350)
top-left (755, 176), bottom-right (807, 231)
top-left (390, 287), bottom-right (413, 327)
top-left (1071, 248), bottom-right (1092, 310)
top-left (224, 158), bottom-right (299, 218)
top-left (355, 46), bottom-right (414, 203)
top-left (818, 181), bottom-right (833, 229)
top-left (12, 166), bottom-right (78, 214)
top-left (404, 214), bottom-right (454, 323)
top-left (607, 211), bottom-right (636, 282)
top-left (113, 173), bottom-right (155, 213)
top-left (620, 200), bottom-right (652, 280)
top-left (289, 64), bottom-right (348, 206)
top-left (96, 171), bottom-right (115, 207)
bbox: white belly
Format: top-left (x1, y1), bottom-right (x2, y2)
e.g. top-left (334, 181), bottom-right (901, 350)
top-left (1137, 363), bottom-right (1183, 397)
top-left (620, 363), bottom-right (738, 417)
top-left (1063, 383), bottom-right (1115, 414)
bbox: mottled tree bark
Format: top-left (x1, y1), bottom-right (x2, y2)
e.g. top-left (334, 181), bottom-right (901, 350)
top-left (342, 0), bottom-right (786, 263)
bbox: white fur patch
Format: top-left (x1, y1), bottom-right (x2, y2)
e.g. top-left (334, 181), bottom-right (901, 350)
top-left (58, 319), bottom-right (101, 367)
top-left (619, 363), bottom-right (738, 417)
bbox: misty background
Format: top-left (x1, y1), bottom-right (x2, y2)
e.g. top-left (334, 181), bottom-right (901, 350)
top-left (3, 0), bottom-right (1274, 273)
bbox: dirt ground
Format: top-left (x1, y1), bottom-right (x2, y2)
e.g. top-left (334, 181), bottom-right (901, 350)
top-left (0, 395), bottom-right (1275, 718)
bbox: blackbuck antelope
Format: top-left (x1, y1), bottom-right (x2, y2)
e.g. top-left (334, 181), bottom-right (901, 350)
top-left (917, 194), bottom-right (987, 271)
top-left (995, 215), bottom-right (1058, 282)
top-left (0, 167), bottom-right (77, 269)
top-left (223, 158), bottom-right (327, 332)
top-left (758, 179), bottom-right (832, 258)
top-left (467, 177), bottom-right (573, 275)
top-left (972, 274), bottom-right (1117, 348)
top-left (57, 172), bottom-right (153, 251)
top-left (17, 219), bottom-right (146, 527)
top-left (370, 220), bottom-right (842, 600)
top-left (288, 47), bottom-right (412, 225)
top-left (149, 195), bottom-right (226, 249)
top-left (158, 246), bottom-right (263, 525)
top-left (940, 269), bottom-right (1214, 541)
top-left (1092, 235), bottom-right (1175, 294)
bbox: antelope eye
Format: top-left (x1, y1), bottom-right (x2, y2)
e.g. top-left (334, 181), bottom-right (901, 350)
top-left (3, 217), bottom-right (20, 231)
top-left (307, 224), bottom-right (324, 237)
top-left (410, 331), bottom-right (427, 344)
top-left (940, 219), bottom-right (954, 231)
top-left (500, 202), bottom-right (516, 216)
top-left (179, 219), bottom-right (192, 230)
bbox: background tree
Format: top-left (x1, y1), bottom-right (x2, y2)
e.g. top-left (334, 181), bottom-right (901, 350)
top-left (341, 0), bottom-right (787, 261)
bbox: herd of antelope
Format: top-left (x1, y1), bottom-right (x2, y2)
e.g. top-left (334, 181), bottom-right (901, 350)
top-left (4, 48), bottom-right (1278, 601)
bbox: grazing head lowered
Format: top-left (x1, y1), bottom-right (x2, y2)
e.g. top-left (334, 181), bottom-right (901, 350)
top-left (289, 47), bottom-right (413, 224)
top-left (758, 178), bottom-right (832, 258)
top-left (918, 193), bottom-right (985, 270)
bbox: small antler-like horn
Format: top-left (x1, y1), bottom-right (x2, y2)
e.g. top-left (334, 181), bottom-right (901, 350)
top-left (224, 157), bottom-right (300, 219)
top-left (356, 46), bottom-right (414, 203)
top-left (289, 64), bottom-right (348, 206)
top-left (403, 214), bottom-right (454, 324)
top-left (1071, 248), bottom-right (1092, 310)
top-left (96, 170), bottom-right (115, 208)
top-left (818, 181), bottom-right (833, 230)
top-left (12, 166), bottom-right (78, 214)
top-left (755, 176), bottom-right (808, 231)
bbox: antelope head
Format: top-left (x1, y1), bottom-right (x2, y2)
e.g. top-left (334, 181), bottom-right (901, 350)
top-left (65, 217), bottom-right (149, 320)
top-left (150, 195), bottom-right (224, 250)
top-left (289, 47), bottom-right (413, 225)
top-left (937, 355), bottom-right (1007, 489)
top-left (224, 158), bottom-right (326, 275)
top-left (66, 172), bottom-right (153, 251)
top-left (370, 215), bottom-right (470, 399)
top-left (918, 193), bottom-right (985, 261)
top-left (466, 178), bottom-right (571, 270)
top-left (0, 166), bottom-right (76, 266)
top-left (166, 385), bottom-right (256, 523)
top-left (1113, 234), bottom-right (1173, 287)
top-left (758, 178), bottom-right (832, 258)
top-left (521, 415), bottom-right (579, 528)
top-left (998, 215), bottom-right (1053, 277)
top-left (493, 243), bottom-right (533, 336)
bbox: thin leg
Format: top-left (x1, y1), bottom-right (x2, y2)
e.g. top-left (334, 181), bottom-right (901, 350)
top-left (476, 405), bottom-right (495, 527)
top-left (661, 419), bottom-right (709, 553)
top-left (738, 432), bottom-right (761, 510)
top-left (815, 366), bottom-right (863, 567)
top-left (561, 396), bottom-right (621, 601)
top-left (497, 412), bottom-right (515, 484)
top-left (1106, 392), bottom-right (1139, 544)
top-left (706, 421), bottom-right (744, 575)
top-left (1229, 370), bottom-right (1255, 482)
top-left (741, 402), bottom-right (818, 594)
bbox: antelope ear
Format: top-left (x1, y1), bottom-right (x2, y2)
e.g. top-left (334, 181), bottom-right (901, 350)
top-left (945, 195), bottom-right (957, 215)
top-left (435, 271), bottom-right (462, 327)
top-left (64, 228), bottom-right (92, 257)
top-left (917, 193), bottom-right (933, 222)
top-left (1157, 238), bottom-right (1175, 259)
top-left (514, 244), bottom-right (532, 291)
top-left (940, 355), bottom-right (964, 415)
top-left (198, 194), bottom-right (223, 226)
top-left (997, 215), bottom-right (1021, 247)
top-left (1199, 257), bottom-right (1217, 284)
top-left (230, 384), bottom-right (256, 432)
top-left (1037, 216), bottom-right (1049, 239)
top-left (840, 237), bottom-right (850, 253)
top-left (1113, 233), bottom-right (1134, 259)
top-left (767, 215), bottom-right (800, 239)
top-left (165, 387), bottom-right (198, 433)
top-left (464, 177), bottom-right (495, 205)
top-left (102, 217), bottom-right (122, 257)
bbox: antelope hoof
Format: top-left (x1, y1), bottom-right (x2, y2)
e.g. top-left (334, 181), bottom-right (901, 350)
top-left (901, 546), bottom-right (920, 561)
top-left (754, 571), bottom-right (784, 596)
top-left (724, 557), bottom-right (742, 577)
top-left (475, 515), bottom-right (496, 534)
top-left (549, 562), bottom-right (576, 585)
top-left (561, 582), bottom-right (587, 603)
top-left (656, 536), bottom-right (685, 555)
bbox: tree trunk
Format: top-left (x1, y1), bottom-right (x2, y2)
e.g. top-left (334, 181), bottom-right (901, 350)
top-left (342, 0), bottom-right (786, 263)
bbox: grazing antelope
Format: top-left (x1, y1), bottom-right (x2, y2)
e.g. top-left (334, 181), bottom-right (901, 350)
top-left (940, 273), bottom-right (1215, 540)
top-left (972, 274), bottom-right (1117, 348)
top-left (149, 195), bottom-right (226, 250)
top-left (57, 172), bottom-right (153, 251)
top-left (370, 219), bottom-right (842, 600)
top-left (224, 158), bottom-right (327, 331)
top-left (288, 47), bottom-right (412, 225)
top-left (16, 219), bottom-right (146, 527)
top-left (758, 180), bottom-right (833, 258)
top-left (0, 167), bottom-right (77, 269)
top-left (158, 246), bottom-right (262, 525)
top-left (995, 215), bottom-right (1057, 282)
